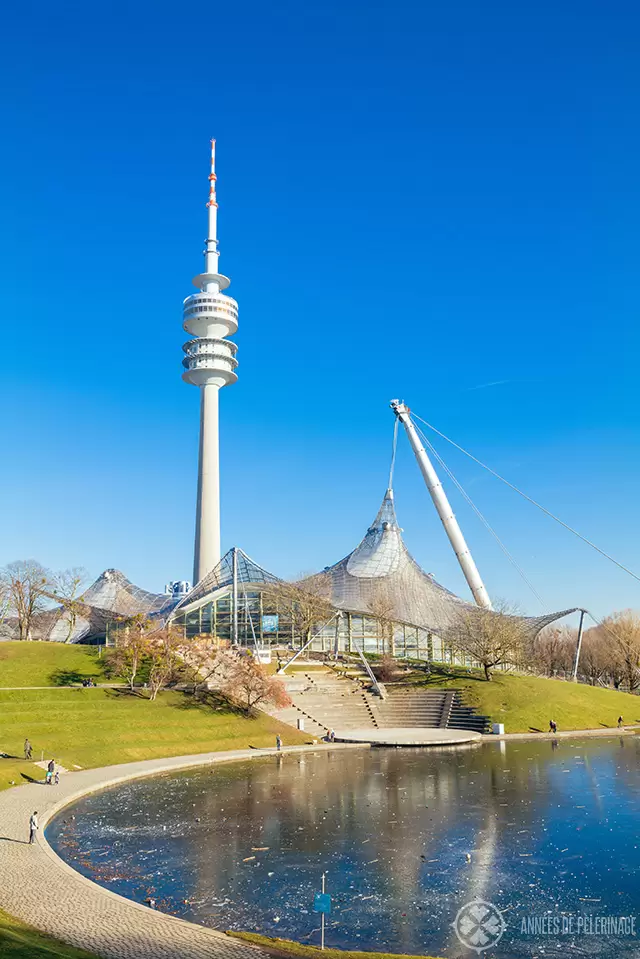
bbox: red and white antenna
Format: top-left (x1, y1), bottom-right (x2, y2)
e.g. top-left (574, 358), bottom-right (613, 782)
top-left (207, 138), bottom-right (218, 209)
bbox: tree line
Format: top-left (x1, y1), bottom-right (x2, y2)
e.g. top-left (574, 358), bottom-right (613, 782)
top-left (0, 559), bottom-right (87, 642)
top-left (3, 556), bottom-right (638, 693)
top-left (111, 616), bottom-right (290, 713)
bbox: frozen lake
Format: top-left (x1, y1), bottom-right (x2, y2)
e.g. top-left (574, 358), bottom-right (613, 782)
top-left (47, 738), bottom-right (640, 957)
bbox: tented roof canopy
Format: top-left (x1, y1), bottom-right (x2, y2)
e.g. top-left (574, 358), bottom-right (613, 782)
top-left (309, 489), bottom-right (576, 637)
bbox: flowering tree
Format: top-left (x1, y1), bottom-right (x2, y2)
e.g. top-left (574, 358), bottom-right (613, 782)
top-left (218, 652), bottom-right (291, 715)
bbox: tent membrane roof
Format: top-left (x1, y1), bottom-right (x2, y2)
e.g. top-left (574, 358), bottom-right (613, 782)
top-left (308, 489), bottom-right (576, 637)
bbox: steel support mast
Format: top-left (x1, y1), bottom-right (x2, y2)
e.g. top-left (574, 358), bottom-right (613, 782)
top-left (390, 400), bottom-right (492, 609)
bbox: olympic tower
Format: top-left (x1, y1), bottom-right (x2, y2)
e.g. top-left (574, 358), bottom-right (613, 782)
top-left (182, 141), bottom-right (238, 583)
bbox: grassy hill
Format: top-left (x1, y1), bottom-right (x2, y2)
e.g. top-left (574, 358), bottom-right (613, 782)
top-left (0, 642), bottom-right (308, 791)
top-left (0, 642), bottom-right (110, 688)
top-left (398, 664), bottom-right (640, 733)
top-left (0, 908), bottom-right (96, 958)
top-left (230, 933), bottom-right (440, 959)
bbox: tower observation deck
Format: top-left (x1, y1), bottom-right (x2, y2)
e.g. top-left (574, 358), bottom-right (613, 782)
top-left (183, 140), bottom-right (238, 583)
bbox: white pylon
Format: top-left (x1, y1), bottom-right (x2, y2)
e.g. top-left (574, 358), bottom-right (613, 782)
top-left (390, 400), bottom-right (492, 609)
top-left (183, 141), bottom-right (239, 584)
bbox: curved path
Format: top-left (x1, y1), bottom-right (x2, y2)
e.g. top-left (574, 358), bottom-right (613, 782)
top-left (0, 744), bottom-right (366, 959)
top-left (334, 727), bottom-right (482, 746)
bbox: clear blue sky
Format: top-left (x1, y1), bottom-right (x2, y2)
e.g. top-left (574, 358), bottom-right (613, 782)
top-left (1, 0), bottom-right (639, 619)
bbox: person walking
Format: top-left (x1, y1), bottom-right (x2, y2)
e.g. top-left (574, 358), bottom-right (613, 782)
top-left (46, 759), bottom-right (55, 785)
top-left (54, 769), bottom-right (60, 786)
top-left (549, 720), bottom-right (557, 734)
top-left (24, 738), bottom-right (32, 760)
top-left (618, 716), bottom-right (624, 728)
top-left (29, 811), bottom-right (38, 844)
top-left (276, 735), bottom-right (282, 752)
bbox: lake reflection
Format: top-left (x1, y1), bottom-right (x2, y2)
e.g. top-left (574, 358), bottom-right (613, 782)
top-left (47, 738), bottom-right (640, 957)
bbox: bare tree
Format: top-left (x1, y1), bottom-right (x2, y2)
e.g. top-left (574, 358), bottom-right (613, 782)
top-left (0, 580), bottom-right (10, 632)
top-left (449, 601), bottom-right (527, 681)
top-left (532, 626), bottom-right (575, 678)
top-left (264, 574), bottom-right (334, 647)
top-left (113, 615), bottom-right (153, 691)
top-left (218, 652), bottom-right (291, 715)
top-left (600, 611), bottom-right (640, 692)
top-left (0, 560), bottom-right (52, 641)
top-left (367, 583), bottom-right (396, 655)
top-left (146, 625), bottom-right (187, 701)
top-left (50, 567), bottom-right (89, 642)
top-left (578, 628), bottom-right (610, 686)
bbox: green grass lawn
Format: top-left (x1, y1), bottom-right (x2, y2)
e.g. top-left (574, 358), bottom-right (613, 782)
top-left (0, 642), bottom-right (110, 687)
top-left (229, 933), bottom-right (441, 959)
top-left (0, 641), bottom-right (309, 780)
top-left (0, 909), bottom-right (96, 958)
top-left (0, 758), bottom-right (47, 792)
top-left (0, 687), bottom-right (309, 774)
top-left (397, 664), bottom-right (640, 733)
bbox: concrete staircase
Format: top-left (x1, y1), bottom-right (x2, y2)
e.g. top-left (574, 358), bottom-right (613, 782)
top-left (285, 670), bottom-right (379, 731)
top-left (367, 687), bottom-right (452, 728)
top-left (372, 686), bottom-right (490, 734)
top-left (271, 666), bottom-right (491, 737)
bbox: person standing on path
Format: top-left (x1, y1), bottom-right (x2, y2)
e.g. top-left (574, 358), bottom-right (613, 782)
top-left (29, 811), bottom-right (38, 844)
top-left (618, 716), bottom-right (624, 728)
top-left (276, 735), bottom-right (282, 751)
top-left (24, 738), bottom-right (32, 760)
top-left (46, 759), bottom-right (55, 785)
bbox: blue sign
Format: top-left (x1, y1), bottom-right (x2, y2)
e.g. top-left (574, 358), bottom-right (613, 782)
top-left (262, 614), bottom-right (279, 634)
top-left (313, 893), bottom-right (331, 915)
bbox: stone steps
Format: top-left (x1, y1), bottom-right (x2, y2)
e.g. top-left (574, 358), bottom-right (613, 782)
top-left (276, 666), bottom-right (491, 735)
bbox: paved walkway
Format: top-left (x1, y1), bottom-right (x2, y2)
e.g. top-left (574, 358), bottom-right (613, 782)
top-left (0, 744), bottom-right (365, 959)
top-left (335, 726), bottom-right (482, 746)
top-left (490, 725), bottom-right (640, 742)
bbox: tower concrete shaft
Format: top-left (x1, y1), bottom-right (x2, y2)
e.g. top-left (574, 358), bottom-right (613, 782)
top-left (183, 140), bottom-right (238, 584)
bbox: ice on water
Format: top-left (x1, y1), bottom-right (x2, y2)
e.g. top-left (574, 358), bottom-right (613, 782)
top-left (47, 739), bottom-right (640, 958)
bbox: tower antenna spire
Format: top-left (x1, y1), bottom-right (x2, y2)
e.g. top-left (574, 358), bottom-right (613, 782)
top-left (207, 138), bottom-right (217, 209)
top-left (204, 138), bottom-right (219, 277)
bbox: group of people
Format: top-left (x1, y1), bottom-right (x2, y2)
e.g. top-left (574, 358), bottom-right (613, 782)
top-left (24, 740), bottom-right (58, 784)
top-left (81, 678), bottom-right (97, 687)
top-left (549, 717), bottom-right (625, 734)
top-left (25, 751), bottom-right (58, 845)
top-left (45, 759), bottom-right (59, 786)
